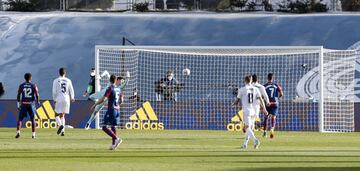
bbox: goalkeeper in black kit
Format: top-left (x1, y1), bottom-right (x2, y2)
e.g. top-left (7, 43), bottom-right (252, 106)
top-left (155, 70), bottom-right (184, 102)
top-left (83, 68), bottom-right (96, 99)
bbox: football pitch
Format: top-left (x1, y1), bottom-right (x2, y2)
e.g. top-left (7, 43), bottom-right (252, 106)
top-left (0, 128), bottom-right (359, 171)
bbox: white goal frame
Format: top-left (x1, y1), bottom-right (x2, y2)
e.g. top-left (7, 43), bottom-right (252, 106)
top-left (94, 45), bottom-right (355, 132)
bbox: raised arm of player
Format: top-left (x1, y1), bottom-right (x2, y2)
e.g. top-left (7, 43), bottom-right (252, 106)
top-left (119, 71), bottom-right (130, 89)
top-left (100, 70), bottom-right (111, 79)
top-left (174, 77), bottom-right (180, 84)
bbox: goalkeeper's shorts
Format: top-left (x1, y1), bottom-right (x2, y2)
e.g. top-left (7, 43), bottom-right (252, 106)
top-left (89, 89), bottom-right (107, 101)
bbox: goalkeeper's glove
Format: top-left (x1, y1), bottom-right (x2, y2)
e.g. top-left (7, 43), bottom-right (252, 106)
top-left (126, 71), bottom-right (130, 78)
top-left (16, 102), bottom-right (21, 110)
top-left (100, 70), bottom-right (110, 79)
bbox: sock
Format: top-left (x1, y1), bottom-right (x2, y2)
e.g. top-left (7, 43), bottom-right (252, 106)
top-left (271, 117), bottom-right (276, 129)
top-left (102, 126), bottom-right (117, 143)
top-left (111, 127), bottom-right (117, 145)
top-left (55, 116), bottom-right (62, 126)
top-left (263, 115), bottom-right (268, 132)
top-left (246, 128), bottom-right (257, 143)
top-left (86, 111), bottom-right (96, 125)
top-left (16, 120), bottom-right (22, 133)
top-left (32, 132), bottom-right (36, 137)
top-left (87, 103), bottom-right (103, 125)
top-left (61, 117), bottom-right (65, 132)
top-left (31, 120), bottom-right (35, 133)
top-left (243, 135), bottom-right (250, 146)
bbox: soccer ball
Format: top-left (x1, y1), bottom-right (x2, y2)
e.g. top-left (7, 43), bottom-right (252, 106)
top-left (182, 68), bottom-right (191, 76)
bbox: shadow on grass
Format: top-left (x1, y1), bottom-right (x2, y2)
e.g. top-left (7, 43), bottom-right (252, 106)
top-left (1, 154), bottom-right (360, 159)
top-left (226, 167), bottom-right (360, 171)
top-left (1, 149), bottom-right (360, 154)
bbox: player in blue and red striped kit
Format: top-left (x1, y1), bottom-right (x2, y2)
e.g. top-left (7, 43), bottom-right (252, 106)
top-left (91, 75), bottom-right (123, 150)
top-left (15, 73), bottom-right (40, 139)
top-left (263, 73), bottom-right (283, 139)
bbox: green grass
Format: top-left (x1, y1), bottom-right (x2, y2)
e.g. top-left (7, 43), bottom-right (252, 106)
top-left (0, 128), bottom-right (360, 171)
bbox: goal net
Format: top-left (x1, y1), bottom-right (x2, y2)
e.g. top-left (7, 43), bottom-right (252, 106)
top-left (95, 46), bottom-right (356, 132)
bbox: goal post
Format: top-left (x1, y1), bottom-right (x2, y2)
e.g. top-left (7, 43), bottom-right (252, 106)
top-left (94, 47), bottom-right (101, 129)
top-left (319, 47), bottom-right (324, 133)
top-left (322, 49), bottom-right (356, 132)
top-left (94, 45), bottom-right (356, 132)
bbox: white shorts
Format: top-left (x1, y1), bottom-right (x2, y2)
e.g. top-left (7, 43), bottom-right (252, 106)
top-left (55, 101), bottom-right (70, 114)
top-left (243, 114), bottom-right (256, 128)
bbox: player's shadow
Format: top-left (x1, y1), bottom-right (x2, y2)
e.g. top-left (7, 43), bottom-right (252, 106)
top-left (2, 153), bottom-right (360, 159)
top-left (226, 167), bottom-right (360, 171)
top-left (3, 149), bottom-right (360, 154)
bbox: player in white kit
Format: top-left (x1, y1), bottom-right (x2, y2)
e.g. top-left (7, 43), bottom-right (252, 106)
top-left (52, 68), bottom-right (75, 136)
top-left (232, 75), bottom-right (268, 149)
top-left (252, 74), bottom-right (270, 130)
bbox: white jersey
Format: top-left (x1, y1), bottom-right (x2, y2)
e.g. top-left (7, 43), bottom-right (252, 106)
top-left (237, 84), bottom-right (261, 116)
top-left (252, 82), bottom-right (270, 110)
top-left (52, 76), bottom-right (75, 103)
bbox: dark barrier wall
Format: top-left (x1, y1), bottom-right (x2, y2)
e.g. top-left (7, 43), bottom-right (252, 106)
top-left (0, 100), bottom-right (93, 129)
top-left (141, 101), bottom-right (318, 131)
top-left (355, 103), bottom-right (360, 132)
top-left (1, 99), bottom-right (358, 132)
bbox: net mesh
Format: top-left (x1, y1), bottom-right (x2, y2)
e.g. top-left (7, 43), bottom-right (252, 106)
top-left (95, 46), bottom-right (356, 132)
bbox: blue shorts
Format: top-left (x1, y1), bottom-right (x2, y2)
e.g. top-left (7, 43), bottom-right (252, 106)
top-left (103, 108), bottom-right (120, 126)
top-left (266, 106), bottom-right (278, 116)
top-left (19, 104), bottom-right (36, 121)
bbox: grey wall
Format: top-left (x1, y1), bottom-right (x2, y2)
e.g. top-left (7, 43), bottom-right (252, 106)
top-left (1, 13), bottom-right (360, 100)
